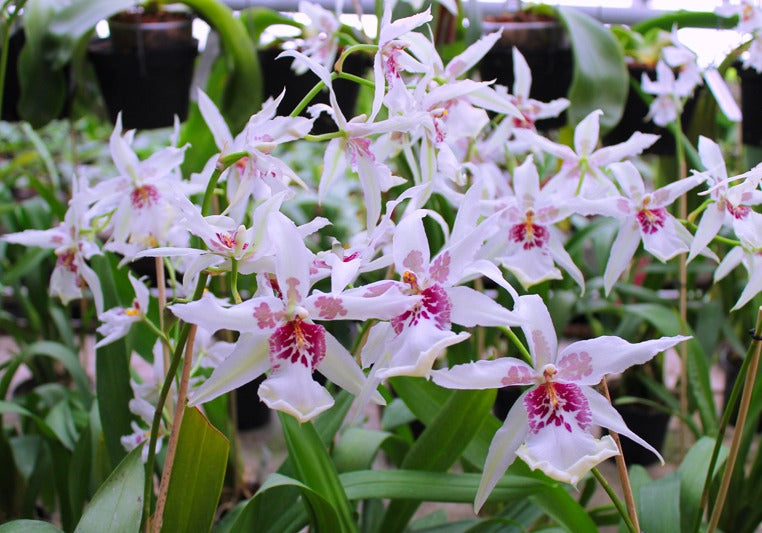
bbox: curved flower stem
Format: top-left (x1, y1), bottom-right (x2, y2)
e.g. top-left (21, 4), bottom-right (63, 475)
top-left (289, 74), bottom-right (333, 118)
top-left (152, 324), bottom-right (197, 533)
top-left (679, 219), bottom-right (741, 246)
top-left (707, 306), bottom-right (762, 533)
top-left (599, 377), bottom-right (640, 533)
top-left (591, 467), bottom-right (637, 533)
top-left (687, 198), bottom-right (712, 224)
top-left (335, 43), bottom-right (376, 72)
top-left (501, 326), bottom-right (532, 365)
top-left (230, 258), bottom-right (242, 304)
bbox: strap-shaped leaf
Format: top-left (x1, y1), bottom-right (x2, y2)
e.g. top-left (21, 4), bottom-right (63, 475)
top-left (159, 407), bottom-right (230, 533)
top-left (74, 446), bottom-right (144, 533)
top-left (0, 520), bottom-right (64, 532)
top-left (279, 413), bottom-right (358, 533)
top-left (333, 428), bottom-right (408, 473)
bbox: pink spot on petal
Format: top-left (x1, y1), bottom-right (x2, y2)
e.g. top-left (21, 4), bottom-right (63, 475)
top-left (509, 221), bottom-right (549, 250)
top-left (500, 365), bottom-right (534, 386)
top-left (253, 302), bottom-right (279, 329)
top-left (428, 252), bottom-right (451, 283)
top-left (557, 351), bottom-right (593, 381)
top-left (391, 283), bottom-right (451, 334)
top-left (363, 281), bottom-right (396, 298)
top-left (285, 277), bottom-right (301, 304)
top-left (727, 203), bottom-right (750, 219)
top-left (313, 295), bottom-right (348, 320)
top-left (402, 250), bottom-right (425, 273)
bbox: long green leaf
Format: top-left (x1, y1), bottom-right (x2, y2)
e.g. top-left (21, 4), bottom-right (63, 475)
top-left (18, 341), bottom-right (91, 405)
top-left (333, 428), bottom-right (408, 473)
top-left (379, 382), bottom-right (496, 532)
top-left (74, 446), bottom-right (144, 533)
top-left (279, 413), bottom-right (358, 533)
top-left (339, 470), bottom-right (547, 502)
top-left (556, 6), bottom-right (629, 132)
top-left (678, 436), bottom-right (728, 533)
top-left (160, 407), bottom-right (229, 533)
top-left (637, 474), bottom-right (681, 533)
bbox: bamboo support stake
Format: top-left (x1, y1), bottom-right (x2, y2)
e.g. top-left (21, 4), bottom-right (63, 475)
top-left (152, 324), bottom-right (197, 533)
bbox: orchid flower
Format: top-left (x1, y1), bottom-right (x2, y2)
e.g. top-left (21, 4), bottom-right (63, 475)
top-left (505, 47), bottom-right (569, 130)
top-left (134, 191), bottom-right (287, 293)
top-left (2, 176), bottom-right (104, 314)
top-left (361, 185), bottom-right (522, 381)
top-left (95, 273), bottom-right (149, 349)
top-left (370, 4), bottom-right (432, 121)
top-left (431, 294), bottom-right (689, 511)
top-left (586, 161), bottom-right (703, 294)
top-left (483, 156), bottom-right (585, 291)
top-left (87, 114), bottom-right (195, 259)
top-left (282, 49), bottom-right (421, 229)
top-left (641, 60), bottom-right (695, 127)
top-left (197, 90), bottom-right (311, 220)
top-left (170, 213), bottom-right (416, 422)
top-left (717, 2), bottom-right (762, 71)
top-left (290, 0), bottom-right (341, 75)
top-left (689, 136), bottom-right (762, 262)
top-left (661, 28), bottom-right (703, 94)
top-left (714, 212), bottom-right (762, 311)
top-left (514, 109), bottom-right (658, 198)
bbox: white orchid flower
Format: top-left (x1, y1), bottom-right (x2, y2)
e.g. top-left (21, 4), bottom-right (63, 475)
top-left (641, 60), bottom-right (695, 127)
top-left (584, 161), bottom-right (703, 294)
top-left (483, 156), bottom-right (585, 291)
top-left (689, 136), bottom-right (762, 262)
top-left (170, 213), bottom-right (417, 422)
top-left (431, 294), bottom-right (689, 511)
top-left (514, 109), bottom-right (658, 198)
top-left (715, 212), bottom-right (762, 311)
top-left (95, 273), bottom-right (150, 349)
top-left (290, 0), bottom-right (341, 75)
top-left (2, 176), bottom-right (104, 314)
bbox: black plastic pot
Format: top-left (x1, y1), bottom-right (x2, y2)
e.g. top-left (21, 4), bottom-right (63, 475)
top-left (258, 47), bottom-right (370, 134)
top-left (738, 65), bottom-right (762, 147)
top-left (1, 30), bottom-right (24, 121)
top-left (478, 19), bottom-right (572, 130)
top-left (88, 38), bottom-right (198, 129)
top-left (617, 403), bottom-right (670, 466)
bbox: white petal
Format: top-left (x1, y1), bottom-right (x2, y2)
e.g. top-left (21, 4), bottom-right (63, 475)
top-left (515, 295), bottom-right (557, 369)
top-left (393, 210), bottom-right (431, 276)
top-left (475, 395), bottom-right (530, 511)
top-left (197, 89), bottom-right (234, 152)
top-left (319, 332), bottom-right (383, 403)
top-left (641, 218), bottom-right (689, 261)
top-left (714, 246), bottom-right (743, 283)
top-left (573, 109), bottom-right (603, 157)
top-left (603, 220), bottom-right (641, 295)
top-left (688, 202), bottom-right (725, 263)
top-left (270, 214), bottom-right (312, 305)
top-left (583, 387), bottom-right (664, 464)
top-left (446, 31), bottom-right (501, 79)
top-left (170, 294), bottom-right (283, 334)
top-left (609, 161), bottom-right (645, 200)
top-left (448, 286), bottom-right (522, 327)
top-left (512, 47), bottom-right (531, 99)
top-left (590, 132), bottom-right (659, 168)
top-left (188, 332), bottom-right (270, 406)
top-left (259, 362), bottom-right (335, 422)
top-left (431, 357), bottom-right (537, 389)
top-left (306, 290), bottom-right (419, 322)
top-left (557, 335), bottom-right (689, 386)
top-left (732, 254), bottom-right (762, 311)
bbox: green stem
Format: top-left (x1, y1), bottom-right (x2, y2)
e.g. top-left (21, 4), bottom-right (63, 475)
top-left (501, 327), bottom-right (532, 365)
top-left (335, 43), bottom-right (376, 72)
top-left (703, 307), bottom-right (762, 531)
top-left (591, 467), bottom-right (638, 533)
top-left (337, 71), bottom-right (375, 90)
top-left (687, 198), bottom-right (712, 223)
top-left (141, 317), bottom-right (173, 354)
top-left (230, 258), bottom-right (242, 304)
top-left (289, 74), bottom-right (334, 118)
top-left (305, 131), bottom-right (344, 142)
top-left (680, 219), bottom-right (741, 247)
top-left (141, 273), bottom-right (209, 530)
top-left (574, 162), bottom-right (588, 196)
top-left (201, 151), bottom-right (247, 216)
top-left (0, 4), bottom-right (21, 122)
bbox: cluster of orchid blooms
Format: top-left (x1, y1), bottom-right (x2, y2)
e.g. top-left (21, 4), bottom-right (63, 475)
top-left (7, 0), bottom-right (762, 511)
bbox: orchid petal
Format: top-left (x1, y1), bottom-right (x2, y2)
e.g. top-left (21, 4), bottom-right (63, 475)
top-left (590, 132), bottom-right (659, 167)
top-left (714, 246), bottom-right (743, 283)
top-left (307, 289), bottom-right (418, 322)
top-left (573, 109), bottom-right (603, 157)
top-left (393, 210), bottom-right (431, 276)
top-left (319, 138), bottom-right (348, 202)
top-left (197, 89), bottom-right (234, 151)
top-left (732, 254), bottom-right (762, 310)
top-left (270, 214), bottom-right (312, 305)
top-left (188, 332), bottom-right (270, 406)
top-left (170, 294), bottom-right (283, 334)
top-left (583, 387), bottom-right (664, 464)
top-left (688, 202), bottom-right (725, 262)
top-left (603, 220), bottom-right (641, 295)
top-left (475, 396), bottom-right (529, 511)
top-left (515, 294), bottom-right (557, 369)
top-left (319, 332), bottom-right (383, 404)
top-left (448, 286), bottom-right (522, 327)
top-left (512, 47), bottom-right (531, 99)
top-left (557, 335), bottom-right (689, 386)
top-left (609, 161), bottom-right (645, 200)
top-left (431, 358), bottom-right (537, 389)
top-left (259, 362), bottom-right (334, 422)
top-left (446, 31), bottom-right (501, 79)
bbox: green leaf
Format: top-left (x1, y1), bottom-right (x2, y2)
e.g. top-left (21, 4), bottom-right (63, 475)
top-left (74, 446), bottom-right (145, 533)
top-left (18, 341), bottom-right (91, 405)
top-left (339, 470), bottom-right (548, 503)
top-left (333, 428), bottom-right (407, 473)
top-left (160, 407), bottom-right (230, 533)
top-left (677, 437), bottom-right (728, 533)
top-left (0, 400), bottom-right (58, 442)
top-left (556, 6), bottom-right (629, 132)
top-left (0, 520), bottom-right (64, 533)
top-left (379, 383), bottom-right (496, 532)
top-left (279, 413), bottom-right (358, 533)
top-left (637, 474), bottom-right (681, 533)
top-left (1, 248), bottom-right (50, 286)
